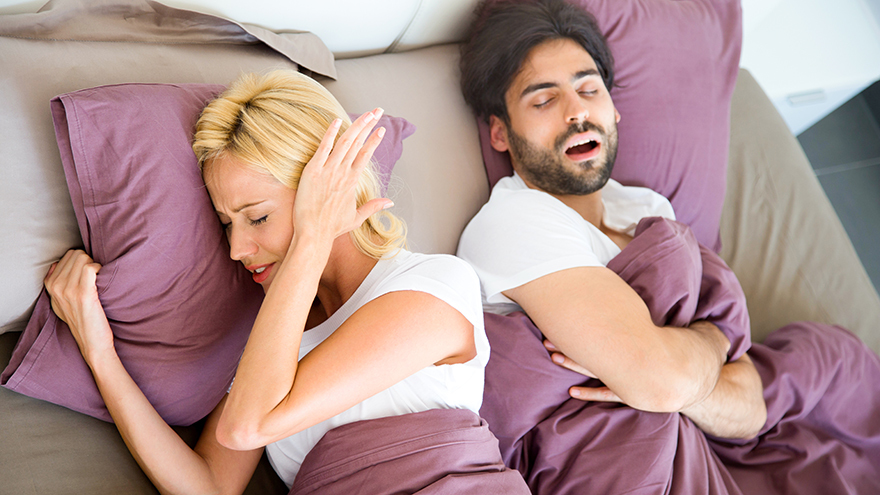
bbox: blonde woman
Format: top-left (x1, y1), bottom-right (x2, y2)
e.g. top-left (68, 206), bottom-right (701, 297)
top-left (43, 70), bottom-right (496, 493)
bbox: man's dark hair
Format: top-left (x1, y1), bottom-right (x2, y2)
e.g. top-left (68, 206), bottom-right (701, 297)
top-left (460, 0), bottom-right (614, 123)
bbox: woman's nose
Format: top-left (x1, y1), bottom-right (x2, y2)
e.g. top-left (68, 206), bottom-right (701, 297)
top-left (227, 226), bottom-right (257, 261)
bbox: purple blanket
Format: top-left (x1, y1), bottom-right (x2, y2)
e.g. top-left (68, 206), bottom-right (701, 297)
top-left (289, 408), bottom-right (529, 494)
top-left (481, 217), bottom-right (880, 494)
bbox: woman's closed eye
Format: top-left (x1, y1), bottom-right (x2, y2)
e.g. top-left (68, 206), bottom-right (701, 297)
top-left (219, 215), bottom-right (266, 231)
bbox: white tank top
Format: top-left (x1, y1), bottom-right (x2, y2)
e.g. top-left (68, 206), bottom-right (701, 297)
top-left (264, 249), bottom-right (489, 487)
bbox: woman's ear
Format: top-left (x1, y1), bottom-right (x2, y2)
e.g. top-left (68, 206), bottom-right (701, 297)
top-left (489, 115), bottom-right (510, 153)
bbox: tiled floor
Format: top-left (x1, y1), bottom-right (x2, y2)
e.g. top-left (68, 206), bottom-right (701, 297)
top-left (797, 81), bottom-right (880, 294)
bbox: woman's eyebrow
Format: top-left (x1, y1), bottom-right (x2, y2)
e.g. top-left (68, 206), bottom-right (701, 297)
top-left (214, 200), bottom-right (266, 215)
top-left (227, 201), bottom-right (266, 214)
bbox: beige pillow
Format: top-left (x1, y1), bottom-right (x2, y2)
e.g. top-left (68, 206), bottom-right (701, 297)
top-left (0, 0), bottom-right (334, 333)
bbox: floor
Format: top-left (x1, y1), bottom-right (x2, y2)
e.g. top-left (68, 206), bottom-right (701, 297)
top-left (797, 80), bottom-right (880, 294)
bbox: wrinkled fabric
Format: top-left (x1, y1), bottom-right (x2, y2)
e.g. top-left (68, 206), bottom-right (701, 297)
top-left (481, 217), bottom-right (880, 494)
top-left (289, 408), bottom-right (529, 495)
top-left (711, 322), bottom-right (880, 494)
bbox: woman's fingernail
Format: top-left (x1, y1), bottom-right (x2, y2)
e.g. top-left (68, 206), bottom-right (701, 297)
top-left (383, 201), bottom-right (394, 210)
top-left (377, 127), bottom-right (386, 138)
top-left (331, 118), bottom-right (342, 128)
top-left (552, 353), bottom-right (564, 364)
top-left (571, 388), bottom-right (581, 397)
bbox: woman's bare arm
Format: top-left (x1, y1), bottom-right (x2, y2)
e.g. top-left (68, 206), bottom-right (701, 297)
top-left (218, 110), bottom-right (477, 450)
top-left (45, 250), bottom-right (262, 495)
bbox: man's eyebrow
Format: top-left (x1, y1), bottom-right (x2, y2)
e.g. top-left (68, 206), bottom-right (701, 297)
top-left (519, 68), bottom-right (601, 99)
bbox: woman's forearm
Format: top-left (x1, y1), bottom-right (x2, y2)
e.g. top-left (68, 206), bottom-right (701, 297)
top-left (86, 346), bottom-right (225, 495)
top-left (46, 249), bottom-right (252, 494)
top-left (219, 234), bottom-right (332, 449)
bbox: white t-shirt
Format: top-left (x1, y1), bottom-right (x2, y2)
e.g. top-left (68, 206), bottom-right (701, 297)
top-left (457, 173), bottom-right (675, 315)
top-left (265, 249), bottom-right (489, 487)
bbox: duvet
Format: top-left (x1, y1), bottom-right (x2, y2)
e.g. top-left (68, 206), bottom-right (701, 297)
top-left (480, 217), bottom-right (880, 494)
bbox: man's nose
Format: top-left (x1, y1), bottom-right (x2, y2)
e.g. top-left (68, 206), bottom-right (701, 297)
top-left (564, 90), bottom-right (589, 124)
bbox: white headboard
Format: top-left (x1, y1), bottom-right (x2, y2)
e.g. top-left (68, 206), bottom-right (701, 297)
top-left (0, 0), bottom-right (481, 58)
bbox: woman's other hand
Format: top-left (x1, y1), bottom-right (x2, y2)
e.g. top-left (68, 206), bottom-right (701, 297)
top-left (293, 109), bottom-right (392, 244)
top-left (44, 249), bottom-right (114, 362)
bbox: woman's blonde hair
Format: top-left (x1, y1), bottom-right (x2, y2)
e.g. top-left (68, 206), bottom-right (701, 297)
top-left (192, 70), bottom-right (406, 259)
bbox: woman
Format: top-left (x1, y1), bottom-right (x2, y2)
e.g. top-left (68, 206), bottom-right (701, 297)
top-left (43, 70), bottom-right (492, 493)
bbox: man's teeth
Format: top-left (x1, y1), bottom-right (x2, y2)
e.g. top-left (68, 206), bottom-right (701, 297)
top-left (570, 138), bottom-right (596, 147)
top-left (254, 267), bottom-right (266, 274)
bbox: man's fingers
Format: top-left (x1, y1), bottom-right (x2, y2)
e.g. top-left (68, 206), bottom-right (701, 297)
top-left (550, 351), bottom-right (597, 378)
top-left (569, 386), bottom-right (622, 403)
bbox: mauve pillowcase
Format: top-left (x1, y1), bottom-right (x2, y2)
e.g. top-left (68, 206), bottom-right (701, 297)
top-left (477, 0), bottom-right (742, 252)
top-left (1, 82), bottom-right (415, 425)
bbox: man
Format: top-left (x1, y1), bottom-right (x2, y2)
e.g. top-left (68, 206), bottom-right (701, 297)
top-left (457, 0), bottom-right (880, 493)
top-left (458, 0), bottom-right (765, 438)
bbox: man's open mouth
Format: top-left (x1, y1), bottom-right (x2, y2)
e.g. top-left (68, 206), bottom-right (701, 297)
top-left (565, 139), bottom-right (599, 156)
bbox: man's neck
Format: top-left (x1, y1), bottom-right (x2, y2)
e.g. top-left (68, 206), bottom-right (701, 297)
top-left (518, 173), bottom-right (604, 229)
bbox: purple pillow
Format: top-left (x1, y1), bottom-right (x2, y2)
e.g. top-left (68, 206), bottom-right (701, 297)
top-left (1, 83), bottom-right (414, 425)
top-left (478, 0), bottom-right (742, 252)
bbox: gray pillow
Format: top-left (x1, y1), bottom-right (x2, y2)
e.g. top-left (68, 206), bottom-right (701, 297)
top-left (0, 0), bottom-right (335, 334)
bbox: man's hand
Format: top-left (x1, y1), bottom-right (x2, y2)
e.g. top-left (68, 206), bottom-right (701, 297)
top-left (544, 339), bottom-right (623, 403)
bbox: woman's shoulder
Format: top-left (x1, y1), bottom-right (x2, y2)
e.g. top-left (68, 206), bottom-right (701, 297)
top-left (372, 250), bottom-right (483, 318)
top-left (384, 250), bottom-right (479, 283)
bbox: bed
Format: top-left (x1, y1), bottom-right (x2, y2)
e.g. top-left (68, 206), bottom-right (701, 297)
top-left (1, 0), bottom-right (879, 493)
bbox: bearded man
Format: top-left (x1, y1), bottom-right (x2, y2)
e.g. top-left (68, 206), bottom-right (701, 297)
top-left (457, 1), bottom-right (880, 493)
top-left (457, 0), bottom-right (766, 438)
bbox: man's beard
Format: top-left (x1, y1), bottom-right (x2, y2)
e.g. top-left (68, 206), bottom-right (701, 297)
top-left (507, 120), bottom-right (618, 196)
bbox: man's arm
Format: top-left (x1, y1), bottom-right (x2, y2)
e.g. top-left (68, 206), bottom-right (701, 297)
top-left (678, 353), bottom-right (766, 439)
top-left (551, 339), bottom-right (766, 439)
top-left (506, 265), bottom-right (730, 413)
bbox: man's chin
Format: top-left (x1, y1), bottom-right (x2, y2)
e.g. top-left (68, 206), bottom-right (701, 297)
top-left (567, 162), bottom-right (612, 195)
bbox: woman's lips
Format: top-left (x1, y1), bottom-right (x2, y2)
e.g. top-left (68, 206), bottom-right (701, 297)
top-left (248, 263), bottom-right (273, 284)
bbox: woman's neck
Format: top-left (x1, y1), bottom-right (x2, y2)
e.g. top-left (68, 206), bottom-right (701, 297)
top-left (310, 234), bottom-right (379, 327)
